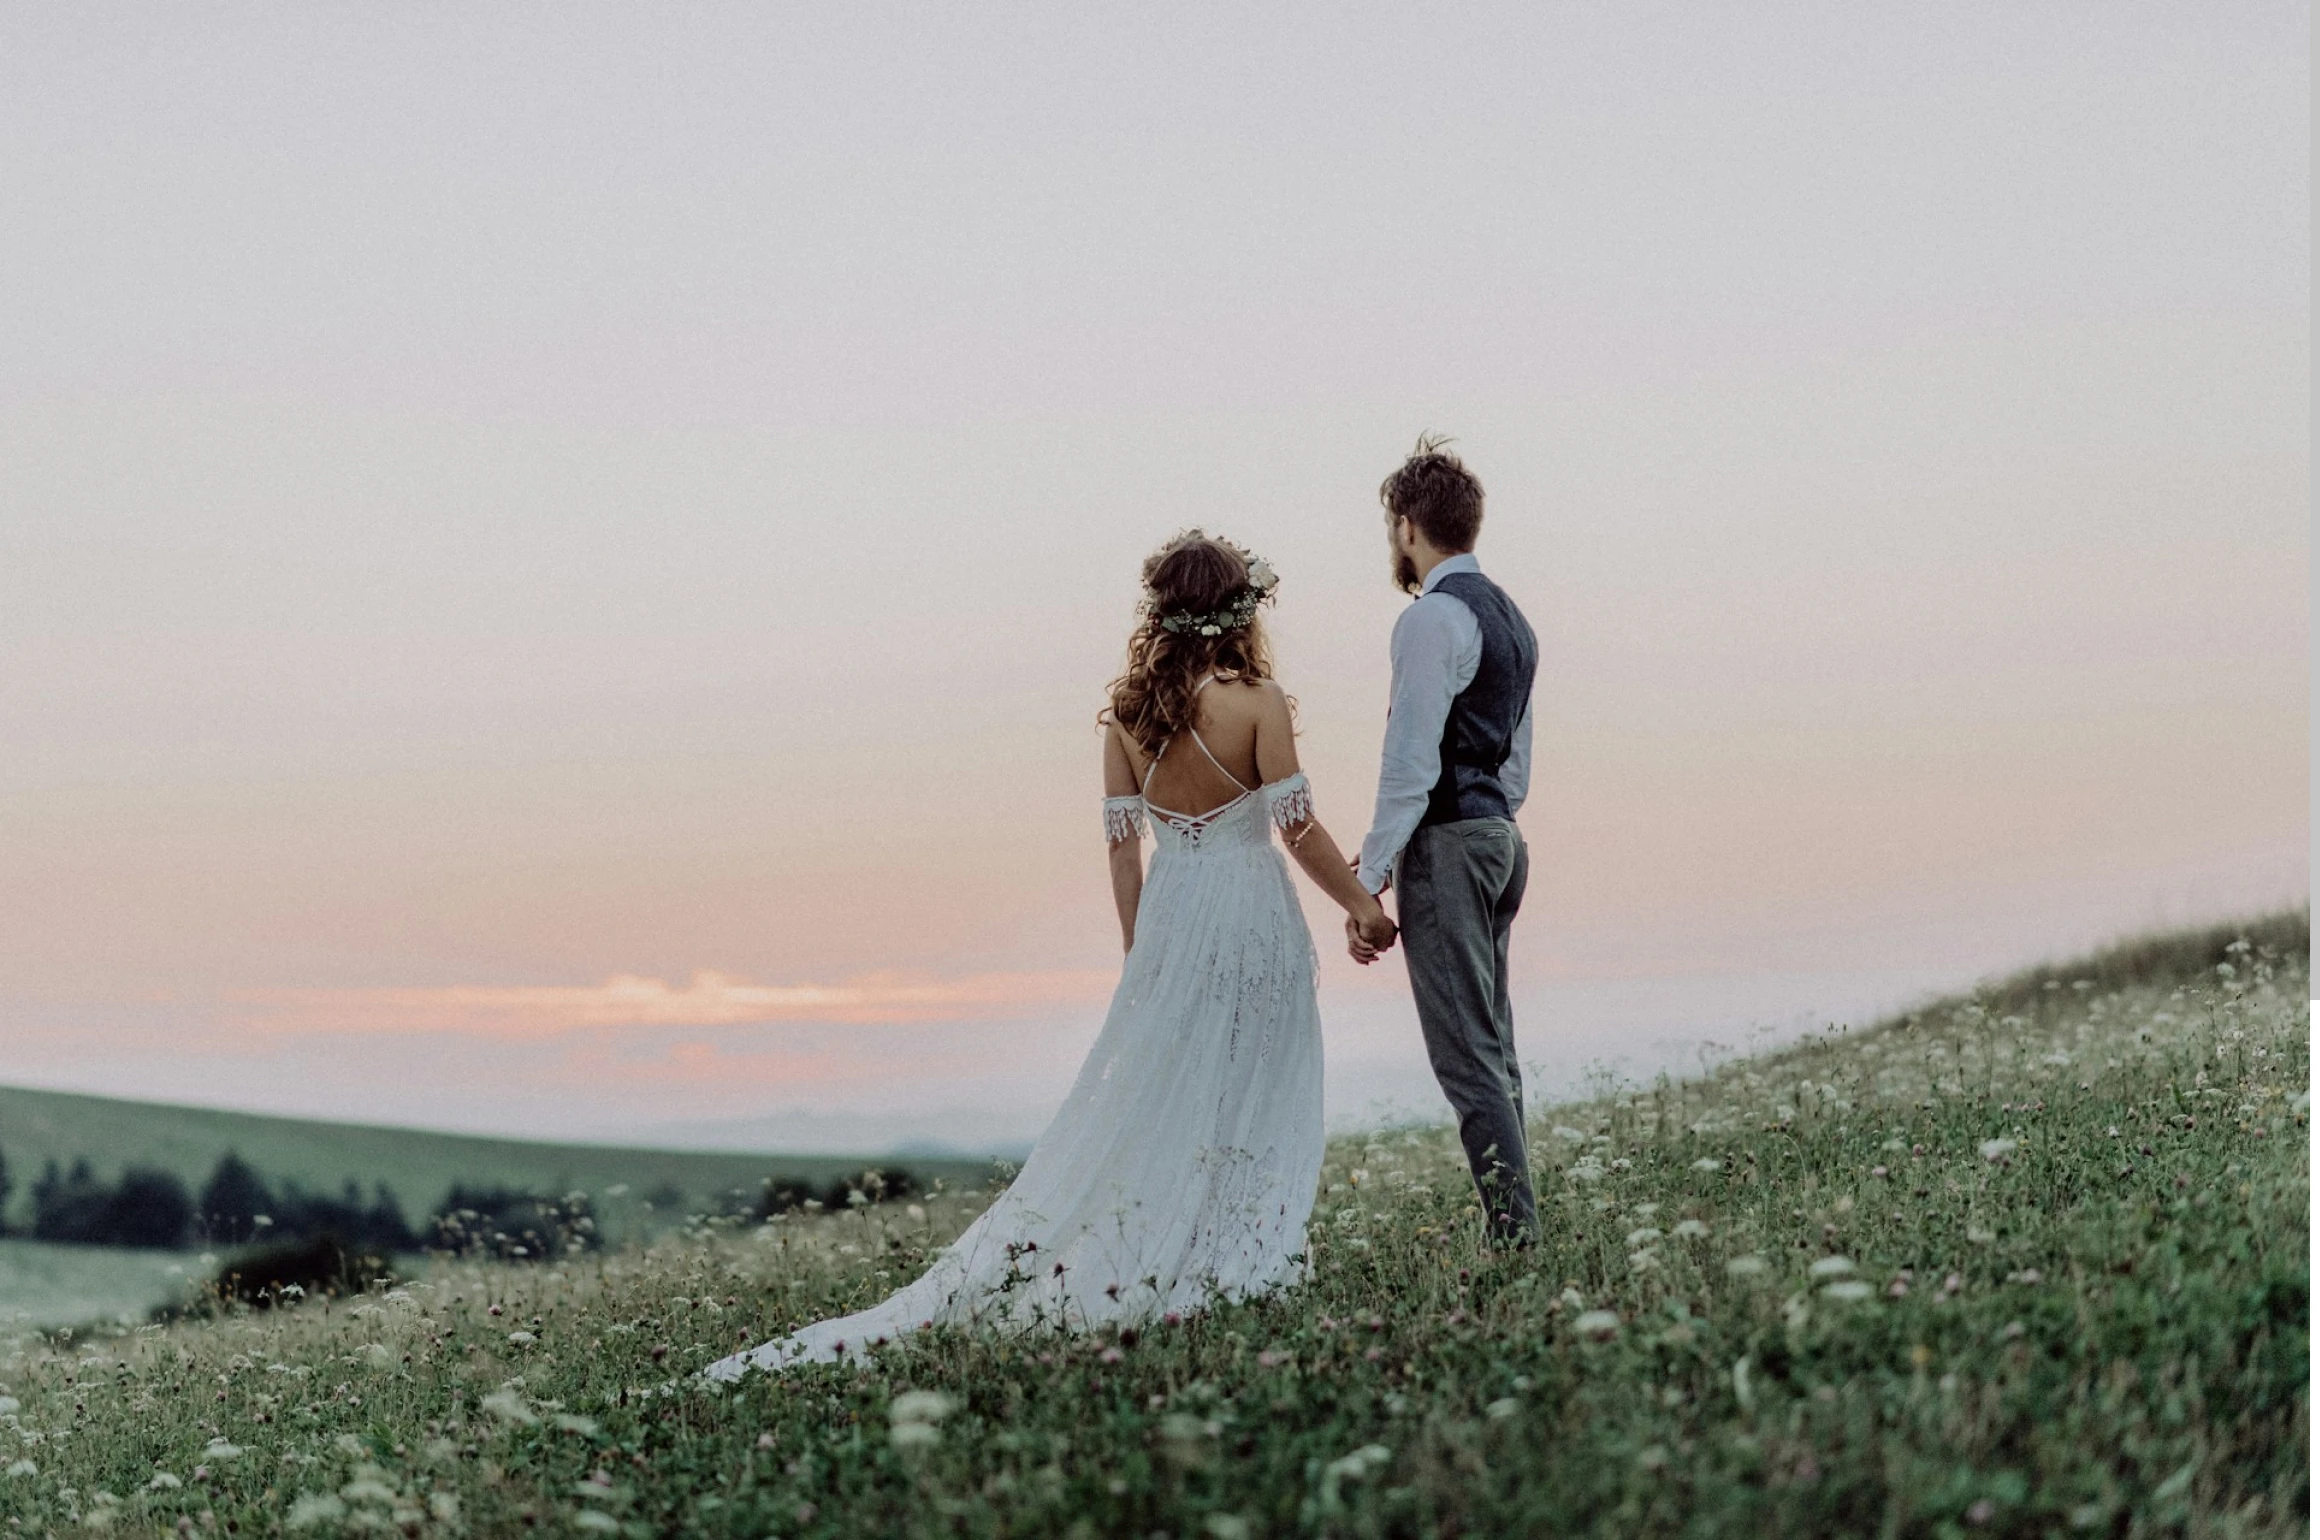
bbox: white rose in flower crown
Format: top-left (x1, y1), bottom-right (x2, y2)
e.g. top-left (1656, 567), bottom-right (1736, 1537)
top-left (1247, 559), bottom-right (1277, 590)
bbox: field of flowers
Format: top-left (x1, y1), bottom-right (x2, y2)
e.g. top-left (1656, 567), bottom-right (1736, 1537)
top-left (0, 914), bottom-right (2305, 1538)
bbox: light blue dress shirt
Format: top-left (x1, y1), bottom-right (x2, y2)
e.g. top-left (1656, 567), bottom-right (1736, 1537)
top-left (1355, 553), bottom-right (1533, 894)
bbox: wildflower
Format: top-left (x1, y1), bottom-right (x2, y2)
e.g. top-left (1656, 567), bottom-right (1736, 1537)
top-left (1820, 1280), bottom-right (1874, 1301)
top-left (888, 1421), bottom-right (941, 1450)
top-left (0, 1396), bottom-right (16, 1415)
top-left (1484, 1397), bottom-right (1520, 1421)
top-left (1807, 1256), bottom-right (1855, 1278)
top-left (1552, 1126), bottom-right (1587, 1143)
top-left (1691, 1157), bottom-right (1723, 1172)
top-left (575, 1514), bottom-right (621, 1534)
top-left (506, 1330), bottom-right (538, 1348)
top-left (889, 1389), bottom-right (957, 1425)
top-left (3, 1459), bottom-right (33, 1478)
top-left (1725, 1255), bottom-right (1768, 1277)
top-left (285, 1494), bottom-right (347, 1530)
top-left (203, 1440), bottom-right (244, 1461)
top-left (1672, 1219), bottom-right (1710, 1239)
top-left (148, 1472), bottom-right (183, 1491)
top-left (1979, 1138), bottom-right (2018, 1162)
top-left (1624, 1227), bottom-right (1663, 1248)
top-left (480, 1387), bottom-right (538, 1426)
top-left (1573, 1309), bottom-right (1622, 1338)
top-left (1100, 1347), bottom-right (1126, 1365)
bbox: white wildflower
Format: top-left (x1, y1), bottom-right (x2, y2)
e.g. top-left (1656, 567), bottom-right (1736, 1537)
top-left (148, 1471), bottom-right (182, 1490)
top-left (1808, 1256), bottom-right (1855, 1278)
top-left (1483, 1397), bottom-right (1520, 1421)
top-left (1979, 1138), bottom-right (2018, 1162)
top-left (1551, 1126), bottom-right (1587, 1143)
top-left (1625, 1227), bottom-right (1663, 1248)
top-left (480, 1387), bottom-right (538, 1426)
top-left (1573, 1310), bottom-right (1622, 1338)
top-left (1725, 1255), bottom-right (1768, 1277)
top-left (890, 1389), bottom-right (957, 1425)
top-left (1820, 1280), bottom-right (1875, 1302)
top-left (506, 1330), bottom-right (538, 1348)
top-left (1673, 1219), bottom-right (1711, 1239)
top-left (286, 1494), bottom-right (347, 1530)
top-left (203, 1440), bottom-right (244, 1461)
top-left (889, 1421), bottom-right (941, 1450)
top-left (4, 1458), bottom-right (34, 1478)
top-left (1691, 1157), bottom-right (1724, 1172)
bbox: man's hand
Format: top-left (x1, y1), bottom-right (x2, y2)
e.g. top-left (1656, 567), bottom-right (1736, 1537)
top-left (1346, 907), bottom-right (1398, 965)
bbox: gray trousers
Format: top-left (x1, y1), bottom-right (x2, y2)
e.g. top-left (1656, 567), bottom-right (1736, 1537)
top-left (1397, 817), bottom-right (1536, 1242)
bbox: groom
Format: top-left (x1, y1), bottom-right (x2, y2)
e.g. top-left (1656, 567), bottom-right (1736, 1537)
top-left (1348, 437), bottom-right (1540, 1247)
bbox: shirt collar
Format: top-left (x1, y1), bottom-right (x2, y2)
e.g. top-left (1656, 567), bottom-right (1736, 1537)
top-left (1419, 551), bottom-right (1481, 595)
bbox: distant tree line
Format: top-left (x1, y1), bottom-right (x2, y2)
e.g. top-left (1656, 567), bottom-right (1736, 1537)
top-left (1, 1152), bottom-right (421, 1252)
top-left (0, 1143), bottom-right (927, 1255)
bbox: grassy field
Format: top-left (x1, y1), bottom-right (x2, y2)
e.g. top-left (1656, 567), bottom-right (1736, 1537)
top-left (0, 913), bottom-right (2303, 1537)
top-left (0, 1086), bottom-right (999, 1249)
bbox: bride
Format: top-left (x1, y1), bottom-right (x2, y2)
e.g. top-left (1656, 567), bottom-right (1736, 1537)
top-left (707, 531), bottom-right (1396, 1377)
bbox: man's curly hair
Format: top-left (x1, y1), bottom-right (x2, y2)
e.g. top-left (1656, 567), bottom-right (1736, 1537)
top-left (1379, 433), bottom-right (1484, 555)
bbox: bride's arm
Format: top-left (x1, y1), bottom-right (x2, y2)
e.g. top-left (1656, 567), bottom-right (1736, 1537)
top-left (1102, 723), bottom-right (1145, 953)
top-left (1252, 684), bottom-right (1393, 936)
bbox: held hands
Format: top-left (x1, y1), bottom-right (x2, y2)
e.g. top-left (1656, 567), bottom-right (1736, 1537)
top-left (1345, 902), bottom-right (1398, 965)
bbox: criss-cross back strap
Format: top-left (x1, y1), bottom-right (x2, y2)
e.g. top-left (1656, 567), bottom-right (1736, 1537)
top-left (1185, 725), bottom-right (1251, 794)
top-left (1142, 674), bottom-right (1249, 795)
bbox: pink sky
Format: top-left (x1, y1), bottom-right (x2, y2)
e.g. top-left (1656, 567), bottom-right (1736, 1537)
top-left (0, 7), bottom-right (2306, 1150)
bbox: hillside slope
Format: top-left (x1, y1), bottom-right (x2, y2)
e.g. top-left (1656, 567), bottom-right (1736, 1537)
top-left (0, 910), bottom-right (2304, 1537)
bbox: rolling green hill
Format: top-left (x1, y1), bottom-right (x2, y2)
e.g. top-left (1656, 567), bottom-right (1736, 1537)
top-left (0, 1084), bottom-right (1002, 1243)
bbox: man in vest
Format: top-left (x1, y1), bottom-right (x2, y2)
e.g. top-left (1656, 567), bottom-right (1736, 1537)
top-left (1350, 436), bottom-right (1541, 1247)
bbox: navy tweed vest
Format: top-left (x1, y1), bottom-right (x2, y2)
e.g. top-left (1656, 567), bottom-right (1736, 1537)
top-left (1421, 569), bottom-right (1538, 828)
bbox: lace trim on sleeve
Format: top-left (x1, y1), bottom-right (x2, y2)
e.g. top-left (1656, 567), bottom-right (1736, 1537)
top-left (1103, 796), bottom-right (1148, 845)
top-left (1262, 772), bottom-right (1313, 832)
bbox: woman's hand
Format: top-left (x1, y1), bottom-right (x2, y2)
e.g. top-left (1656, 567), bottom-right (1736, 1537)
top-left (1346, 901), bottom-right (1398, 965)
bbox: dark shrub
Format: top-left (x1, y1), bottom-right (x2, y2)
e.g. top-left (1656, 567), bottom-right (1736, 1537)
top-left (187, 1236), bottom-right (392, 1313)
top-left (431, 1185), bottom-right (598, 1261)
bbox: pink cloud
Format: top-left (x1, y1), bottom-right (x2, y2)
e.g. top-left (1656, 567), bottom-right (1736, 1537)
top-left (230, 968), bottom-right (1119, 1039)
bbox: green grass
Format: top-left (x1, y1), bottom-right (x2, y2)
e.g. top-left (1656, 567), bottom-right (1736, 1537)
top-left (0, 913), bottom-right (2304, 1538)
top-left (0, 1086), bottom-right (998, 1248)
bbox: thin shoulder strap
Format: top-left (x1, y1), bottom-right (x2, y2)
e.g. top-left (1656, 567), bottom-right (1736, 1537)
top-left (1186, 728), bottom-right (1251, 794)
top-left (1183, 673), bottom-right (1251, 792)
top-left (1141, 735), bottom-right (1167, 791)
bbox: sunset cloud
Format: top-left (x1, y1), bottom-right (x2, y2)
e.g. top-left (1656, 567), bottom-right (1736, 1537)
top-left (231, 969), bottom-right (1120, 1040)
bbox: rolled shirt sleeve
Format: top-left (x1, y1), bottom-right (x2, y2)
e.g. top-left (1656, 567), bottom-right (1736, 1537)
top-left (1356, 593), bottom-right (1480, 892)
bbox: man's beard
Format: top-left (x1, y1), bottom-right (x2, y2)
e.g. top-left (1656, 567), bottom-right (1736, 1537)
top-left (1391, 546), bottom-right (1421, 594)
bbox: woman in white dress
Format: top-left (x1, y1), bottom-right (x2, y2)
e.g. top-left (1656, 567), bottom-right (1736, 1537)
top-left (707, 532), bottom-right (1396, 1378)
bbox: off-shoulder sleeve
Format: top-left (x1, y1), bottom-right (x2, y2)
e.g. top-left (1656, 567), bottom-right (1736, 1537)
top-left (1261, 771), bottom-right (1313, 832)
top-left (1102, 796), bottom-right (1147, 845)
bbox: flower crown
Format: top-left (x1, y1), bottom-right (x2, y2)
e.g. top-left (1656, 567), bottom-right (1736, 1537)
top-left (1150, 537), bottom-right (1280, 638)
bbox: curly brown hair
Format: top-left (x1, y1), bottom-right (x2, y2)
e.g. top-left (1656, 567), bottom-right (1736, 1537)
top-left (1103, 531), bottom-right (1275, 757)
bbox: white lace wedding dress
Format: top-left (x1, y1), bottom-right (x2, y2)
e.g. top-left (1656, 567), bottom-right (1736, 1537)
top-left (706, 722), bottom-right (1324, 1377)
